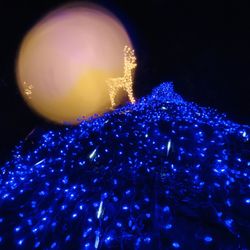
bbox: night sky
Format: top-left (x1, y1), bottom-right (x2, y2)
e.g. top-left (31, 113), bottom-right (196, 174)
top-left (0, 0), bottom-right (250, 162)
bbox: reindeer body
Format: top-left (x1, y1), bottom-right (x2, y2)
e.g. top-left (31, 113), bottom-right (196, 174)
top-left (107, 46), bottom-right (137, 108)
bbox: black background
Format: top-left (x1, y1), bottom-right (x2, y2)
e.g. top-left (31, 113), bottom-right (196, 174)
top-left (0, 0), bottom-right (250, 162)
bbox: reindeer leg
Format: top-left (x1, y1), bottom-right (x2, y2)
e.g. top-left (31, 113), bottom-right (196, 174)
top-left (108, 86), bottom-right (116, 109)
top-left (126, 84), bottom-right (135, 104)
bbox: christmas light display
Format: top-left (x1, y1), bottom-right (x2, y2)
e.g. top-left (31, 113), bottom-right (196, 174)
top-left (107, 46), bottom-right (136, 108)
top-left (0, 82), bottom-right (249, 249)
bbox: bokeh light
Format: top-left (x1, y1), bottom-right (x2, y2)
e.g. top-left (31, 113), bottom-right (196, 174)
top-left (16, 3), bottom-right (133, 124)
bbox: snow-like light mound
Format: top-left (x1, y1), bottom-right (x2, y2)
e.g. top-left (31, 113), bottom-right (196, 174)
top-left (0, 82), bottom-right (249, 249)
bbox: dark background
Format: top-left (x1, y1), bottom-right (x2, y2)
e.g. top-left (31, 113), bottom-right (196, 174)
top-left (0, 0), bottom-right (250, 162)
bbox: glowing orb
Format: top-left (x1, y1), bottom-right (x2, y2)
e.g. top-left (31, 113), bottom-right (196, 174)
top-left (16, 3), bottom-right (133, 124)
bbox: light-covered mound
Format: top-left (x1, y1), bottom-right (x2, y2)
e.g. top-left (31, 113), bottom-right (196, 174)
top-left (0, 82), bottom-right (249, 249)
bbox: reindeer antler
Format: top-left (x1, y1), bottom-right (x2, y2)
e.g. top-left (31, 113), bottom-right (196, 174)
top-left (124, 45), bottom-right (134, 54)
top-left (124, 45), bottom-right (136, 65)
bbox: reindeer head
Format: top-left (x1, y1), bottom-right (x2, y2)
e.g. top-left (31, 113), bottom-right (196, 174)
top-left (124, 45), bottom-right (137, 70)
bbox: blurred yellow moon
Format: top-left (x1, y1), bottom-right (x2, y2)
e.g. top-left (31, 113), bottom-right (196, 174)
top-left (16, 3), bottom-right (133, 124)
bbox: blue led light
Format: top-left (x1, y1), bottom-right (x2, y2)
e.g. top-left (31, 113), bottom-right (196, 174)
top-left (116, 222), bottom-right (122, 228)
top-left (105, 235), bottom-right (112, 244)
top-left (144, 237), bottom-right (151, 243)
top-left (34, 241), bottom-right (40, 248)
top-left (18, 239), bottom-right (24, 246)
top-left (72, 213), bottom-right (78, 218)
top-left (245, 198), bottom-right (250, 204)
top-left (163, 206), bottom-right (170, 212)
top-left (165, 224), bottom-right (172, 230)
top-left (51, 242), bottom-right (57, 248)
top-left (204, 236), bottom-right (213, 242)
top-left (225, 219), bottom-right (233, 228)
top-left (0, 82), bottom-right (249, 249)
top-left (172, 242), bottom-right (180, 248)
top-left (85, 242), bottom-right (90, 248)
top-left (122, 205), bottom-right (129, 210)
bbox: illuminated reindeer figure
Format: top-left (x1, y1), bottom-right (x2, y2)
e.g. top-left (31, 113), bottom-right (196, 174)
top-left (107, 45), bottom-right (137, 108)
